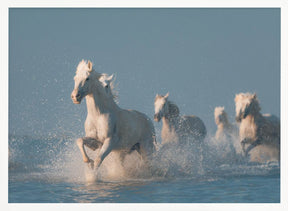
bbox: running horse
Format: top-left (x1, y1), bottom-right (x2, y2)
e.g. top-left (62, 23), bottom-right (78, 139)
top-left (235, 92), bottom-right (280, 162)
top-left (71, 60), bottom-right (156, 170)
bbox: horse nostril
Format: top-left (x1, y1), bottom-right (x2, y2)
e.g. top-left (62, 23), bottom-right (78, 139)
top-left (71, 92), bottom-right (80, 100)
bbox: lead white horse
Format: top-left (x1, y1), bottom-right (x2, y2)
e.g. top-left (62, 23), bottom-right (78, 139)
top-left (154, 93), bottom-right (207, 145)
top-left (235, 92), bottom-right (280, 162)
top-left (71, 60), bottom-right (156, 170)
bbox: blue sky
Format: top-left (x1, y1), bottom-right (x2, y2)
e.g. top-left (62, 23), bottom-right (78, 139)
top-left (9, 8), bottom-right (280, 137)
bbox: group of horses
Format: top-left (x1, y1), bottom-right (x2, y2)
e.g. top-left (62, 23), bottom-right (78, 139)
top-left (71, 60), bottom-right (280, 171)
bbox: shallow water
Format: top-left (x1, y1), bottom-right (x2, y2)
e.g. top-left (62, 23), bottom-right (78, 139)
top-left (8, 135), bottom-right (280, 203)
top-left (9, 175), bottom-right (280, 203)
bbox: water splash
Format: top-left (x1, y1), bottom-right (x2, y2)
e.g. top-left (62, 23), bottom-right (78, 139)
top-left (8, 133), bottom-right (280, 184)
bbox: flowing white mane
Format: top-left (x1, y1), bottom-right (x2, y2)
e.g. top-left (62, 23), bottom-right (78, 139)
top-left (167, 101), bottom-right (180, 117)
top-left (235, 92), bottom-right (261, 120)
top-left (99, 73), bottom-right (119, 103)
top-left (214, 106), bottom-right (225, 118)
top-left (76, 60), bottom-right (92, 75)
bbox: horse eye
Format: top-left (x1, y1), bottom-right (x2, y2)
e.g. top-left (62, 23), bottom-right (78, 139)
top-left (86, 78), bottom-right (89, 81)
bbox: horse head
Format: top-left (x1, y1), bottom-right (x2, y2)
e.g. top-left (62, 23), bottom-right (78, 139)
top-left (98, 73), bottom-right (118, 101)
top-left (99, 74), bottom-right (113, 89)
top-left (71, 60), bottom-right (118, 105)
top-left (235, 92), bottom-right (260, 122)
top-left (71, 60), bottom-right (99, 104)
top-left (154, 93), bottom-right (169, 122)
top-left (214, 106), bottom-right (228, 125)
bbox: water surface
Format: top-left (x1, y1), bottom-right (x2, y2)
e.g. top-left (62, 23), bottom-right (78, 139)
top-left (8, 136), bottom-right (280, 203)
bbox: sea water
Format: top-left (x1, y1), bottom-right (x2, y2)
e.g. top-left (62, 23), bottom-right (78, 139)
top-left (8, 135), bottom-right (280, 203)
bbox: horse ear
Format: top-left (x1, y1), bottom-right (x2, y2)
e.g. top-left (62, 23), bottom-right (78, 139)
top-left (252, 93), bottom-right (257, 99)
top-left (164, 92), bottom-right (169, 99)
top-left (87, 60), bottom-right (93, 72)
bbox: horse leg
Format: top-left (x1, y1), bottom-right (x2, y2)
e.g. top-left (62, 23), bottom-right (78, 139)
top-left (117, 143), bottom-right (141, 167)
top-left (241, 138), bottom-right (250, 155)
top-left (93, 137), bottom-right (114, 170)
top-left (138, 142), bottom-right (155, 166)
top-left (245, 139), bottom-right (261, 157)
top-left (76, 137), bottom-right (103, 165)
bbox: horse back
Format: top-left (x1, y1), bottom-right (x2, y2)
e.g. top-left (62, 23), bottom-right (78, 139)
top-left (116, 109), bottom-right (155, 148)
top-left (260, 114), bottom-right (280, 142)
top-left (263, 114), bottom-right (280, 127)
top-left (250, 114), bottom-right (280, 162)
top-left (181, 115), bottom-right (207, 138)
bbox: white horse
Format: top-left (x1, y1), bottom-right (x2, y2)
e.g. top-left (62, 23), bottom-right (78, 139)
top-left (214, 106), bottom-right (240, 153)
top-left (154, 93), bottom-right (207, 145)
top-left (71, 60), bottom-right (156, 170)
top-left (235, 92), bottom-right (280, 162)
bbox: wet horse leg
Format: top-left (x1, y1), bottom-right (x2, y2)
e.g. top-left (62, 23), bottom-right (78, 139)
top-left (93, 137), bottom-right (114, 170)
top-left (245, 139), bottom-right (261, 157)
top-left (76, 137), bottom-right (103, 164)
top-left (117, 143), bottom-right (141, 167)
top-left (241, 138), bottom-right (250, 155)
top-left (138, 142), bottom-right (155, 166)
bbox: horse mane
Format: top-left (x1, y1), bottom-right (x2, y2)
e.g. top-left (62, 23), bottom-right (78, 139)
top-left (100, 73), bottom-right (119, 103)
top-left (214, 106), bottom-right (225, 118)
top-left (240, 92), bottom-right (261, 113)
top-left (167, 101), bottom-right (180, 117)
top-left (76, 60), bottom-right (90, 74)
top-left (249, 94), bottom-right (261, 113)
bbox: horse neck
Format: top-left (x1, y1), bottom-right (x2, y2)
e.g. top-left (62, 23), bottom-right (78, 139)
top-left (162, 114), bottom-right (179, 131)
top-left (245, 110), bottom-right (263, 123)
top-left (217, 123), bottom-right (226, 130)
top-left (218, 118), bottom-right (231, 129)
top-left (248, 101), bottom-right (262, 119)
top-left (85, 88), bottom-right (119, 116)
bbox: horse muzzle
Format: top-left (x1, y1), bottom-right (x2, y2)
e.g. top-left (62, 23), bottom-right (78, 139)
top-left (235, 115), bottom-right (241, 123)
top-left (71, 90), bottom-right (82, 104)
top-left (154, 114), bottom-right (161, 122)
